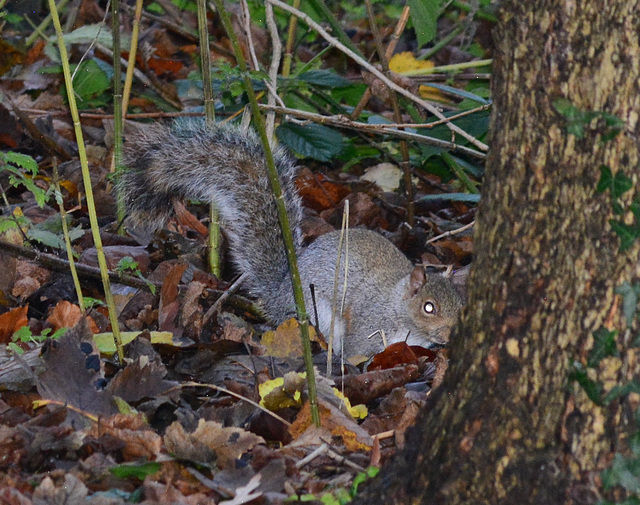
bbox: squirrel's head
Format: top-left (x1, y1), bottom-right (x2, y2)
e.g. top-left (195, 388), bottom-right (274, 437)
top-left (404, 267), bottom-right (463, 346)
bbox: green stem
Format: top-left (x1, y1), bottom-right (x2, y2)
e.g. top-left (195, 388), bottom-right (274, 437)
top-left (212, 0), bottom-right (320, 427)
top-left (197, 0), bottom-right (221, 277)
top-left (48, 0), bottom-right (125, 363)
top-left (442, 152), bottom-right (479, 194)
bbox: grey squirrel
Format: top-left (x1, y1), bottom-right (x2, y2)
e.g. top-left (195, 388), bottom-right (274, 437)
top-left (120, 120), bottom-right (462, 358)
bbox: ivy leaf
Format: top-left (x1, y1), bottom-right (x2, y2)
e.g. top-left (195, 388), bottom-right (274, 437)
top-left (588, 327), bottom-right (618, 367)
top-left (569, 362), bottom-right (602, 405)
top-left (610, 220), bottom-right (640, 252)
top-left (615, 282), bottom-right (640, 326)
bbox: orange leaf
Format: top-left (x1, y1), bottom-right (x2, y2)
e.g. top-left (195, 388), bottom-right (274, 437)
top-left (0, 305), bottom-right (29, 343)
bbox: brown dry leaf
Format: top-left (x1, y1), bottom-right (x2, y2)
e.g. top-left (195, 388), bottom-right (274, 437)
top-left (0, 425), bottom-right (25, 469)
top-left (47, 300), bottom-right (99, 332)
top-left (173, 200), bottom-right (208, 236)
top-left (290, 399), bottom-right (373, 452)
top-left (164, 419), bottom-right (265, 469)
top-left (32, 474), bottom-right (88, 505)
top-left (261, 319), bottom-right (320, 358)
top-left (0, 39), bottom-right (24, 78)
top-left (178, 281), bottom-right (205, 338)
top-left (394, 399), bottom-right (423, 449)
top-left (431, 348), bottom-right (449, 390)
top-left (368, 342), bottom-right (419, 371)
top-left (0, 306), bottom-right (28, 343)
top-left (38, 320), bottom-right (116, 423)
top-left (107, 357), bottom-right (178, 404)
top-left (0, 487), bottom-right (31, 505)
top-left (142, 480), bottom-right (211, 505)
top-left (158, 261), bottom-right (188, 335)
top-left (296, 167), bottom-right (350, 212)
top-left (90, 414), bottom-right (162, 461)
top-left (219, 474), bottom-right (262, 505)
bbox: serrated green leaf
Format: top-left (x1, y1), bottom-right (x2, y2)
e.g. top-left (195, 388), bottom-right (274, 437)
top-left (408, 0), bottom-right (440, 47)
top-left (27, 228), bottom-right (64, 249)
top-left (276, 122), bottom-right (344, 162)
top-left (3, 152), bottom-right (38, 173)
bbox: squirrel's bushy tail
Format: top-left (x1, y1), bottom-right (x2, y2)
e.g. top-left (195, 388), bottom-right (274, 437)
top-left (119, 120), bottom-right (302, 300)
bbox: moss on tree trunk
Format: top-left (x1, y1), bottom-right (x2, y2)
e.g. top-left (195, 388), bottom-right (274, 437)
top-left (356, 1), bottom-right (640, 504)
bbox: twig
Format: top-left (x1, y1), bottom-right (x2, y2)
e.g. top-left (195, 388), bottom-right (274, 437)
top-left (296, 443), bottom-right (328, 469)
top-left (259, 104), bottom-right (486, 159)
top-left (164, 381), bottom-right (292, 426)
top-left (426, 220), bottom-right (475, 244)
top-left (202, 272), bottom-right (247, 325)
top-left (0, 239), bottom-right (158, 291)
top-left (264, 1), bottom-right (282, 138)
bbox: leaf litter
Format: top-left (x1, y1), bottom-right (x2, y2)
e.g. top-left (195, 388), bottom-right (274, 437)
top-left (0, 0), bottom-right (486, 502)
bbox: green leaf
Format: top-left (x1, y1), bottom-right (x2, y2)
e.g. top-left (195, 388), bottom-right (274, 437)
top-left (588, 327), bottom-right (618, 367)
top-left (615, 282), bottom-right (640, 326)
top-left (297, 70), bottom-right (351, 88)
top-left (610, 220), bottom-right (640, 252)
top-left (3, 152), bottom-right (38, 174)
top-left (62, 59), bottom-right (111, 109)
top-left (602, 453), bottom-right (640, 493)
top-left (613, 171), bottom-right (633, 199)
top-left (604, 381), bottom-right (640, 405)
top-left (276, 122), bottom-right (345, 162)
top-left (110, 462), bottom-right (161, 480)
top-left (27, 228), bottom-right (65, 249)
top-left (408, 0), bottom-right (440, 47)
top-left (596, 165), bottom-right (613, 193)
top-left (12, 326), bottom-right (33, 343)
top-left (117, 256), bottom-right (139, 273)
top-left (57, 24), bottom-right (131, 51)
top-left (569, 362), bottom-right (602, 405)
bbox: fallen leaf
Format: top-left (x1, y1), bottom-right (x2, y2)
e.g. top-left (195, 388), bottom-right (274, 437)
top-left (164, 419), bottom-right (265, 469)
top-left (0, 306), bottom-right (28, 343)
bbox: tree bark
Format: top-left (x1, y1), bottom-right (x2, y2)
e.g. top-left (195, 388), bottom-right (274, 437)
top-left (356, 1), bottom-right (640, 504)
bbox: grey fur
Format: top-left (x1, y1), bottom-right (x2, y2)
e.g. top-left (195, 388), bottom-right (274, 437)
top-left (120, 120), bottom-right (462, 358)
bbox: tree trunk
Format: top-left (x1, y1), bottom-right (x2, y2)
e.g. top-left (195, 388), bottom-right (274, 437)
top-left (356, 1), bottom-right (640, 504)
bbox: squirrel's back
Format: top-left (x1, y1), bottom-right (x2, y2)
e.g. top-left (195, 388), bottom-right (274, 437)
top-left (120, 120), bottom-right (302, 300)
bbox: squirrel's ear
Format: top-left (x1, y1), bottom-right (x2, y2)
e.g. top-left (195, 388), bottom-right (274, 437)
top-left (409, 266), bottom-right (426, 296)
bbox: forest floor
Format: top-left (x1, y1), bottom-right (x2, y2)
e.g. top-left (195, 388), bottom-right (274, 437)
top-left (0, 0), bottom-right (490, 503)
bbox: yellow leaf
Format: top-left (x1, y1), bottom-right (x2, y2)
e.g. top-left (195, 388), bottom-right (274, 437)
top-left (389, 51), bottom-right (435, 73)
top-left (93, 331), bottom-right (190, 354)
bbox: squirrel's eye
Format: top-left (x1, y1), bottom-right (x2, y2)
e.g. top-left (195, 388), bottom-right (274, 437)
top-left (423, 301), bottom-right (436, 315)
